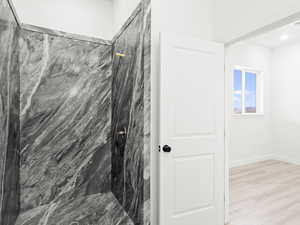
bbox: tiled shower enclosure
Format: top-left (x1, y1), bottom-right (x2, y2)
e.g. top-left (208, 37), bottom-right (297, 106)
top-left (0, 0), bottom-right (151, 224)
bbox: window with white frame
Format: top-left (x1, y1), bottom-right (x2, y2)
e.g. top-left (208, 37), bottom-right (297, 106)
top-left (233, 67), bottom-right (263, 115)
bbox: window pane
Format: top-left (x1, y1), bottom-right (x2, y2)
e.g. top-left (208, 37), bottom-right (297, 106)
top-left (245, 72), bottom-right (257, 113)
top-left (233, 70), bottom-right (242, 114)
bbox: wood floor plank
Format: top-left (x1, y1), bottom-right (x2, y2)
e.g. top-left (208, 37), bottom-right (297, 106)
top-left (228, 160), bottom-right (300, 225)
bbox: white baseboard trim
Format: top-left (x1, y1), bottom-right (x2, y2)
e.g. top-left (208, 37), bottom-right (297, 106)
top-left (230, 154), bottom-right (300, 168)
top-left (273, 155), bottom-right (300, 165)
top-left (230, 154), bottom-right (275, 168)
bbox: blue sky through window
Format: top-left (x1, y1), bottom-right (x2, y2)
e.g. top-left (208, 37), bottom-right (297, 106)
top-left (245, 72), bottom-right (257, 113)
top-left (233, 69), bottom-right (257, 114)
top-left (233, 70), bottom-right (242, 113)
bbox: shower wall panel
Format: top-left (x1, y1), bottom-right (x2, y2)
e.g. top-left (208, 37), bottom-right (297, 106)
top-left (0, 0), bottom-right (151, 224)
top-left (0, 0), bottom-right (20, 224)
top-left (142, 1), bottom-right (151, 224)
top-left (112, 1), bottom-right (151, 224)
top-left (15, 29), bottom-right (116, 225)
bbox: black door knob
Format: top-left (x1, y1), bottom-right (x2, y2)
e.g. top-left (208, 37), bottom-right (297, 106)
top-left (163, 145), bottom-right (172, 153)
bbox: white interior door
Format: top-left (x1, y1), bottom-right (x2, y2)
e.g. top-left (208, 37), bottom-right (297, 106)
top-left (159, 33), bottom-right (225, 225)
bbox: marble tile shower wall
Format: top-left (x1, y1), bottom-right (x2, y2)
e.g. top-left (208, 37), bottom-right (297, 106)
top-left (0, 0), bottom-right (151, 224)
top-left (0, 0), bottom-right (20, 224)
top-left (111, 1), bottom-right (151, 225)
top-left (16, 30), bottom-right (124, 225)
top-left (143, 1), bottom-right (151, 224)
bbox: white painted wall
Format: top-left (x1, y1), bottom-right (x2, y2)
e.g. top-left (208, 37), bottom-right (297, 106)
top-left (213, 0), bottom-right (300, 43)
top-left (13, 0), bottom-right (143, 40)
top-left (13, 0), bottom-right (114, 40)
top-left (271, 43), bottom-right (300, 164)
top-left (158, 0), bottom-right (214, 40)
top-left (226, 43), bottom-right (273, 168)
top-left (112, 0), bottom-right (140, 34)
top-left (226, 41), bottom-right (300, 167)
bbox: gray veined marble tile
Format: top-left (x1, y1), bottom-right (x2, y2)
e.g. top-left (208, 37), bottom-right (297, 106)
top-left (15, 192), bottom-right (134, 225)
top-left (111, 10), bottom-right (144, 225)
top-left (142, 1), bottom-right (151, 224)
top-left (21, 24), bottom-right (112, 46)
top-left (0, 0), bottom-right (151, 224)
top-left (111, 0), bottom-right (151, 224)
top-left (0, 0), bottom-right (20, 224)
top-left (14, 27), bottom-right (124, 224)
top-left (19, 29), bottom-right (113, 214)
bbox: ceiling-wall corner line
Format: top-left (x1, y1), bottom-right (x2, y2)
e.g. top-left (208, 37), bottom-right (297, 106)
top-left (7, 0), bottom-right (21, 26)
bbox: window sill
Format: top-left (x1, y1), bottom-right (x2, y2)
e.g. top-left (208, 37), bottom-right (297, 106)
top-left (232, 113), bottom-right (265, 118)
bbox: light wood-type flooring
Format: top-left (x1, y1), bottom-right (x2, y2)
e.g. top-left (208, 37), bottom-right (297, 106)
top-left (228, 160), bottom-right (300, 225)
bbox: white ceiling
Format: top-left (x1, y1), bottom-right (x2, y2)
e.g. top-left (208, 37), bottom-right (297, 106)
top-left (249, 21), bottom-right (300, 49)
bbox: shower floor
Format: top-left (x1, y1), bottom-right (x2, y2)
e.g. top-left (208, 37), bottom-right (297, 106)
top-left (15, 192), bottom-right (134, 225)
